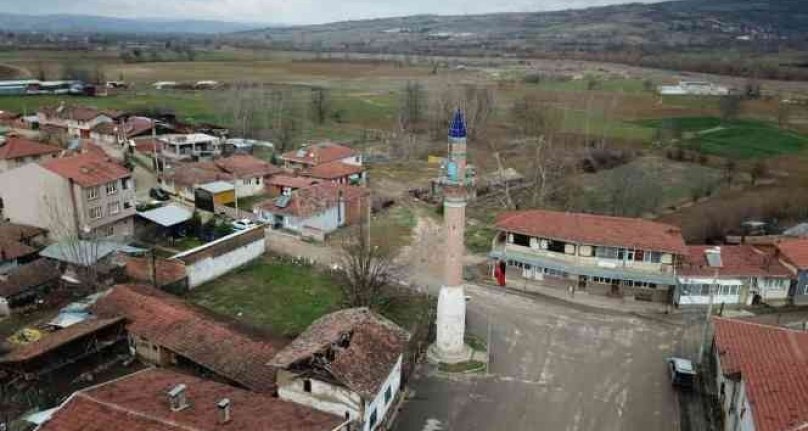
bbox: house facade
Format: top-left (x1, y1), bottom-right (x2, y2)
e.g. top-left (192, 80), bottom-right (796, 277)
top-left (676, 245), bottom-right (792, 307)
top-left (157, 133), bottom-right (222, 164)
top-left (38, 104), bottom-right (117, 139)
top-left (775, 239), bottom-right (808, 305)
top-left (0, 135), bottom-right (61, 173)
top-left (0, 153), bottom-right (135, 240)
top-left (271, 308), bottom-right (410, 431)
top-left (491, 210), bottom-right (687, 302)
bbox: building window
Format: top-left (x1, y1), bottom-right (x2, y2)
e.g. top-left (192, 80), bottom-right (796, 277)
top-left (122, 178), bottom-right (130, 190)
top-left (243, 179), bottom-right (250, 185)
top-left (87, 186), bottom-right (100, 200)
top-left (511, 233), bottom-right (530, 247)
top-left (89, 206), bottom-right (102, 219)
top-left (106, 181), bottom-right (117, 195)
top-left (385, 385), bottom-right (392, 404)
top-left (368, 409), bottom-right (378, 429)
top-left (595, 247), bottom-right (618, 259)
top-left (303, 379), bottom-right (312, 393)
top-left (108, 202), bottom-right (120, 215)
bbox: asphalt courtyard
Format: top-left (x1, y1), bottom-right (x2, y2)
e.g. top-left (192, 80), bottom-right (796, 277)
top-left (396, 284), bottom-right (683, 431)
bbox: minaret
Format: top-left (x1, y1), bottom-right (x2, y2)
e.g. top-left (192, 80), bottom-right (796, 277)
top-left (432, 109), bottom-right (473, 363)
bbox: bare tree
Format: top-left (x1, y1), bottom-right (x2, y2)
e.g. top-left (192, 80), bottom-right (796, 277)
top-left (719, 96), bottom-right (742, 123)
top-left (751, 160), bottom-right (768, 185)
top-left (309, 86), bottom-right (331, 125)
top-left (398, 80), bottom-right (425, 132)
top-left (460, 84), bottom-right (495, 140)
top-left (335, 235), bottom-right (397, 308)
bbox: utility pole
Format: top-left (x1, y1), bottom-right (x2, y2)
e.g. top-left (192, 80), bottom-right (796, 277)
top-left (698, 269), bottom-right (719, 365)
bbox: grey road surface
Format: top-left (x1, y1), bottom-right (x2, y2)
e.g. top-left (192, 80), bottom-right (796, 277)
top-left (396, 285), bottom-right (682, 431)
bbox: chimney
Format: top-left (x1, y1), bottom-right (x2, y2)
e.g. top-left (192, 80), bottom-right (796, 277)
top-left (167, 384), bottom-right (189, 412)
top-left (217, 398), bottom-right (231, 424)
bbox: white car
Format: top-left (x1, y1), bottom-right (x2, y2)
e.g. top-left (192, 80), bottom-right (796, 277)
top-left (230, 219), bottom-right (258, 231)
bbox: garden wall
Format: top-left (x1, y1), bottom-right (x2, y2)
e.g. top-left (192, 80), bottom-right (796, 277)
top-left (171, 227), bottom-right (265, 288)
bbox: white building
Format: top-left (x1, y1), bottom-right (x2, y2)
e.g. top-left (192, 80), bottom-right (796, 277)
top-left (657, 81), bottom-right (731, 96)
top-left (157, 133), bottom-right (222, 163)
top-left (270, 308), bottom-right (410, 431)
top-left (675, 245), bottom-right (792, 307)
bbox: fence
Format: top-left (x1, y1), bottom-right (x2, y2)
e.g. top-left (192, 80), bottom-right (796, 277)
top-left (171, 227), bottom-right (265, 288)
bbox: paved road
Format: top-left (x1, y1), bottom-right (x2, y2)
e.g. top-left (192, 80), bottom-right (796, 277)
top-left (396, 284), bottom-right (682, 431)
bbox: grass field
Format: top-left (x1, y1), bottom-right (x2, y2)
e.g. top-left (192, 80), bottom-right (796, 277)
top-left (188, 256), bottom-right (344, 337)
top-left (639, 117), bottom-right (808, 159)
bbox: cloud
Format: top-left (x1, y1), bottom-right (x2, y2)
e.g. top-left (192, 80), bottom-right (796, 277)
top-left (0, 0), bottom-right (667, 25)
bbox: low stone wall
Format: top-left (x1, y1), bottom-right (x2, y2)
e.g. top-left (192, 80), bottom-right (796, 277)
top-left (171, 227), bottom-right (265, 288)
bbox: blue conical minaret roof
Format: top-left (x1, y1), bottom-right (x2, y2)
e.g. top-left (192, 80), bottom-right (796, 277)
top-left (448, 109), bottom-right (467, 139)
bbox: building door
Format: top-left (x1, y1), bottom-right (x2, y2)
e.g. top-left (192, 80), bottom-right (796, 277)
top-left (578, 275), bottom-right (588, 290)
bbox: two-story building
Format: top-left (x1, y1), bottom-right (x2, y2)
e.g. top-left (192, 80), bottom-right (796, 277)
top-left (37, 104), bottom-right (120, 140)
top-left (491, 210), bottom-right (688, 302)
top-left (0, 135), bottom-right (61, 173)
top-left (271, 308), bottom-right (410, 431)
top-left (161, 155), bottom-right (280, 201)
top-left (156, 133), bottom-right (222, 165)
top-left (281, 141), bottom-right (366, 185)
top-left (676, 245), bottom-right (792, 307)
top-left (0, 152), bottom-right (136, 240)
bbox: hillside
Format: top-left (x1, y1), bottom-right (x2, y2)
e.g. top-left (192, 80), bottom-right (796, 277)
top-left (0, 13), bottom-right (268, 35)
top-left (231, 0), bottom-right (808, 79)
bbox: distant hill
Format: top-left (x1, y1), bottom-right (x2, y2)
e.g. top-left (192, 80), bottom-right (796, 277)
top-left (230, 0), bottom-right (808, 79)
top-left (0, 13), bottom-right (270, 35)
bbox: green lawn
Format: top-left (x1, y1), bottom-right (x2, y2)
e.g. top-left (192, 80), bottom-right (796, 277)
top-left (638, 117), bottom-right (808, 159)
top-left (188, 256), bottom-right (344, 337)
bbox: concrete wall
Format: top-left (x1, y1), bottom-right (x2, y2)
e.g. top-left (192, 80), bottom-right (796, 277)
top-left (234, 176), bottom-right (265, 198)
top-left (715, 358), bottom-right (755, 431)
top-left (172, 227), bottom-right (265, 288)
top-left (362, 355), bottom-right (402, 431)
top-left (0, 163), bottom-right (76, 238)
top-left (276, 369), bottom-right (363, 421)
top-left (74, 176), bottom-right (136, 238)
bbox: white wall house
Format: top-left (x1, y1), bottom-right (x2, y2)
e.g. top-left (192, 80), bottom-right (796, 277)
top-left (271, 308), bottom-right (410, 431)
top-left (658, 81), bottom-right (731, 96)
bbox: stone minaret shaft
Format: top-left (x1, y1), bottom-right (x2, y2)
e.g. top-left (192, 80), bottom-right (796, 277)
top-left (435, 109), bottom-right (471, 361)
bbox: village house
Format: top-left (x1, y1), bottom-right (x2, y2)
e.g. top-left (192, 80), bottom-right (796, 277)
top-left (157, 133), bottom-right (223, 164)
top-left (0, 152), bottom-right (136, 240)
top-left (90, 284), bottom-right (278, 393)
top-left (675, 245), bottom-right (792, 307)
top-left (0, 223), bottom-right (48, 274)
top-left (711, 317), bottom-right (808, 431)
top-left (774, 239), bottom-right (808, 305)
top-left (0, 258), bottom-right (61, 315)
top-left (491, 210), bottom-right (688, 302)
top-left (161, 161), bottom-right (233, 201)
top-left (266, 174), bottom-right (321, 197)
top-left (214, 154), bottom-right (281, 197)
top-left (255, 182), bottom-right (369, 240)
top-left (37, 103), bottom-right (121, 140)
top-left (271, 308), bottom-right (410, 431)
top-left (36, 368), bottom-right (346, 431)
top-left (0, 134), bottom-right (61, 173)
top-left (281, 141), bottom-right (365, 184)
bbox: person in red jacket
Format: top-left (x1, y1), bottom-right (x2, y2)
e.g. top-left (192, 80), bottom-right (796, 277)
top-left (494, 259), bottom-right (506, 287)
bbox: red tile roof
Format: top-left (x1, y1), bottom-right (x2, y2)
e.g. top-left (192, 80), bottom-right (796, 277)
top-left (132, 137), bottom-right (158, 154)
top-left (271, 308), bottom-right (409, 399)
top-left (90, 122), bottom-right (117, 135)
top-left (0, 223), bottom-right (46, 243)
top-left (166, 161), bottom-right (231, 188)
top-left (214, 155), bottom-right (281, 179)
top-left (0, 317), bottom-right (125, 363)
top-left (38, 368), bottom-right (342, 431)
top-left (281, 142), bottom-right (357, 166)
top-left (776, 239), bottom-right (808, 270)
top-left (124, 256), bottom-right (187, 287)
top-left (303, 160), bottom-right (364, 180)
top-left (0, 258), bottom-right (61, 298)
top-left (41, 152), bottom-right (130, 187)
top-left (40, 105), bottom-right (111, 122)
top-left (267, 174), bottom-right (320, 189)
top-left (90, 284), bottom-right (279, 393)
top-left (257, 183), bottom-right (367, 218)
top-left (679, 245), bottom-right (792, 278)
top-left (495, 210), bottom-right (688, 254)
top-left (0, 135), bottom-right (61, 160)
top-left (0, 239), bottom-right (35, 261)
top-left (713, 317), bottom-right (808, 431)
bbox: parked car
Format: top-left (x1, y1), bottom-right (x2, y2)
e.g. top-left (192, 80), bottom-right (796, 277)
top-left (667, 357), bottom-right (696, 388)
top-left (230, 219), bottom-right (258, 231)
top-left (149, 187), bottom-right (170, 201)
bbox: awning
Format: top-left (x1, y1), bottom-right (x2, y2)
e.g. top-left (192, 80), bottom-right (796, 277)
top-left (138, 204), bottom-right (193, 227)
top-left (491, 249), bottom-right (678, 285)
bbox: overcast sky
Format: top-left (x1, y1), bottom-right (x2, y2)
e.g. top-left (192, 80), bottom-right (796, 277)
top-left (0, 0), bottom-right (669, 25)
